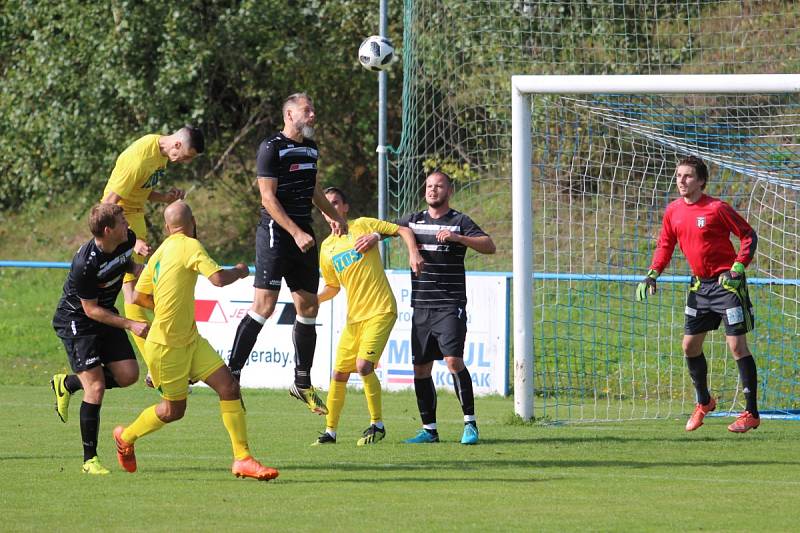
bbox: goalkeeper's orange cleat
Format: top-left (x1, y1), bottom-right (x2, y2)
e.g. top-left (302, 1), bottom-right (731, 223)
top-left (232, 456), bottom-right (279, 481)
top-left (727, 411), bottom-right (760, 433)
top-left (113, 426), bottom-right (137, 473)
top-left (685, 398), bottom-right (716, 431)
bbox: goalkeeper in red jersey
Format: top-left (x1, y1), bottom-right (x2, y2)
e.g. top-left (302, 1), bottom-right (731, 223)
top-left (636, 156), bottom-right (760, 433)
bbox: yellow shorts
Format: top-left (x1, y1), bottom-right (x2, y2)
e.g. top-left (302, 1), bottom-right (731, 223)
top-left (143, 335), bottom-right (224, 401)
top-left (334, 312), bottom-right (396, 374)
top-left (124, 212), bottom-right (146, 284)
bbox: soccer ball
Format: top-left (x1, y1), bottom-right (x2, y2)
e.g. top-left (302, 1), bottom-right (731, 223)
top-left (358, 35), bottom-right (395, 72)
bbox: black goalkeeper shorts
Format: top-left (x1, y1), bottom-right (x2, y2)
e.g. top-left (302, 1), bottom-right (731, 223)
top-left (684, 277), bottom-right (754, 337)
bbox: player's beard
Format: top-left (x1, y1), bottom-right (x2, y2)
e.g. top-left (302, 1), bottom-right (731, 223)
top-left (426, 197), bottom-right (445, 209)
top-left (300, 124), bottom-right (315, 140)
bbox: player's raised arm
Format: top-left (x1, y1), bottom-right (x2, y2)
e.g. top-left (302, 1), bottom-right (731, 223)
top-left (207, 263), bottom-right (250, 288)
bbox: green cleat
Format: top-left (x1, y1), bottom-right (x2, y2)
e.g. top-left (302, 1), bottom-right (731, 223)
top-left (82, 456), bottom-right (110, 475)
top-left (289, 383), bottom-right (328, 415)
top-left (50, 373), bottom-right (71, 423)
top-left (357, 424), bottom-right (386, 446)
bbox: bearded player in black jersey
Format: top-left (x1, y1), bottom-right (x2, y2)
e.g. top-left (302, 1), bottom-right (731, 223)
top-left (398, 171), bottom-right (495, 444)
top-left (227, 93), bottom-right (347, 415)
top-left (50, 204), bottom-right (149, 474)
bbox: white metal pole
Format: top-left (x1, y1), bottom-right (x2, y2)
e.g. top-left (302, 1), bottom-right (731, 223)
top-left (377, 0), bottom-right (389, 264)
top-left (512, 78), bottom-right (533, 421)
top-left (511, 74), bottom-right (800, 94)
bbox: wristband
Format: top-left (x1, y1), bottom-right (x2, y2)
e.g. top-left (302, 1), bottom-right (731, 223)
top-left (731, 262), bottom-right (745, 275)
top-left (646, 269), bottom-right (659, 279)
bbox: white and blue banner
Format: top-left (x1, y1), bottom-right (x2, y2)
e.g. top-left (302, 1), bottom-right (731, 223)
top-left (194, 272), bottom-right (509, 396)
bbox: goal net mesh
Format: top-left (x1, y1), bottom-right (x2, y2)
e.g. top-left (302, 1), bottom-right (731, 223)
top-left (387, 0), bottom-right (800, 420)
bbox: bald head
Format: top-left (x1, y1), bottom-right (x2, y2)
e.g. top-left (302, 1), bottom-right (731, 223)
top-left (164, 200), bottom-right (195, 236)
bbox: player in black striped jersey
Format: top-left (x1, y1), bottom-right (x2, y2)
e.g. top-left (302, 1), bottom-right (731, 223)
top-left (49, 204), bottom-right (149, 474)
top-left (397, 171), bottom-right (495, 444)
top-left (227, 93), bottom-right (347, 414)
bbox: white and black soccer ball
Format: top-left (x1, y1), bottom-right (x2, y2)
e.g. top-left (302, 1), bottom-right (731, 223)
top-left (358, 35), bottom-right (395, 72)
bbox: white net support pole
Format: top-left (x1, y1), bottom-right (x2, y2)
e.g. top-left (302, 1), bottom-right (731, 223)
top-left (511, 74), bottom-right (800, 422)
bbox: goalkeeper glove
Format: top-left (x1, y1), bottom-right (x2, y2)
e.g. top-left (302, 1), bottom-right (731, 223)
top-left (635, 269), bottom-right (659, 301)
top-left (718, 262), bottom-right (745, 292)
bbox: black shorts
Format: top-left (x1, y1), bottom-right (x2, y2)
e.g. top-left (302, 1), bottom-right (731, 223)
top-left (254, 219), bottom-right (319, 293)
top-left (56, 326), bottom-right (136, 373)
top-left (684, 277), bottom-right (754, 336)
top-left (411, 307), bottom-right (468, 364)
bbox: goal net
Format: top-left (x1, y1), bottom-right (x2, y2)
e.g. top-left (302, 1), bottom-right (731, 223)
top-left (387, 1), bottom-right (800, 422)
top-left (512, 75), bottom-right (800, 422)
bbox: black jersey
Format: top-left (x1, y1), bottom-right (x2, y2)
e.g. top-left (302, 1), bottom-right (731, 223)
top-left (52, 230), bottom-right (136, 336)
top-left (255, 132), bottom-right (319, 224)
top-left (397, 209), bottom-right (487, 309)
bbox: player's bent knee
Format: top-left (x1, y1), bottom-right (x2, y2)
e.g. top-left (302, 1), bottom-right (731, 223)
top-left (159, 401), bottom-right (186, 422)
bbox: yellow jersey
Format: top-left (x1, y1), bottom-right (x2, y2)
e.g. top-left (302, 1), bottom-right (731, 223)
top-left (319, 217), bottom-right (399, 323)
top-left (103, 134), bottom-right (167, 214)
top-left (135, 233), bottom-right (222, 347)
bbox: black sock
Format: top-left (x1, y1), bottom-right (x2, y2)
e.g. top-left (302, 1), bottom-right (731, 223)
top-left (79, 401), bottom-right (101, 462)
top-left (413, 377), bottom-right (437, 426)
top-left (686, 353), bottom-right (711, 405)
top-left (293, 321), bottom-right (316, 388)
top-left (101, 367), bottom-right (120, 390)
top-left (228, 315), bottom-right (264, 378)
top-left (452, 367), bottom-right (475, 417)
top-left (64, 374), bottom-right (82, 394)
top-left (736, 355), bottom-right (759, 417)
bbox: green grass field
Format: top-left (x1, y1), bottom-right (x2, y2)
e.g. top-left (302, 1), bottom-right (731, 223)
top-left (3, 385), bottom-right (800, 531)
top-left (3, 269), bottom-right (800, 530)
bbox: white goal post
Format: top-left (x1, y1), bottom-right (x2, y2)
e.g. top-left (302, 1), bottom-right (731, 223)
top-left (512, 74), bottom-right (800, 421)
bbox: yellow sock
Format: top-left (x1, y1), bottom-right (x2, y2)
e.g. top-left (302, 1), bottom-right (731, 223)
top-left (220, 399), bottom-right (251, 460)
top-left (361, 372), bottom-right (383, 424)
top-left (123, 302), bottom-right (150, 357)
top-left (325, 379), bottom-right (347, 431)
top-left (123, 405), bottom-right (165, 443)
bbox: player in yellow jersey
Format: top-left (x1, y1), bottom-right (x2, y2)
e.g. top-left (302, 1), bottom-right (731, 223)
top-left (312, 187), bottom-right (423, 446)
top-left (112, 200), bottom-right (278, 480)
top-left (101, 126), bottom-right (205, 359)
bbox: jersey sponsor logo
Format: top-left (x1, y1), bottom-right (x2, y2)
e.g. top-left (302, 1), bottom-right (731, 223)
top-left (419, 243), bottom-right (450, 252)
top-left (279, 147), bottom-right (318, 159)
top-left (142, 168), bottom-right (165, 189)
top-left (696, 216), bottom-right (705, 228)
top-left (332, 249), bottom-right (363, 273)
top-left (289, 162), bottom-right (317, 172)
top-left (408, 222), bottom-right (461, 234)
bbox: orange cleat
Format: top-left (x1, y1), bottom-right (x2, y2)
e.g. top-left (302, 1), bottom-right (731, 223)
top-left (685, 397), bottom-right (716, 431)
top-left (727, 411), bottom-right (761, 433)
top-left (232, 456), bottom-right (279, 481)
top-left (113, 426), bottom-right (137, 473)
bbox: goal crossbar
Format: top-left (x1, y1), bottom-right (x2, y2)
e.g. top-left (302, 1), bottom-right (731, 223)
top-left (511, 74), bottom-right (800, 421)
